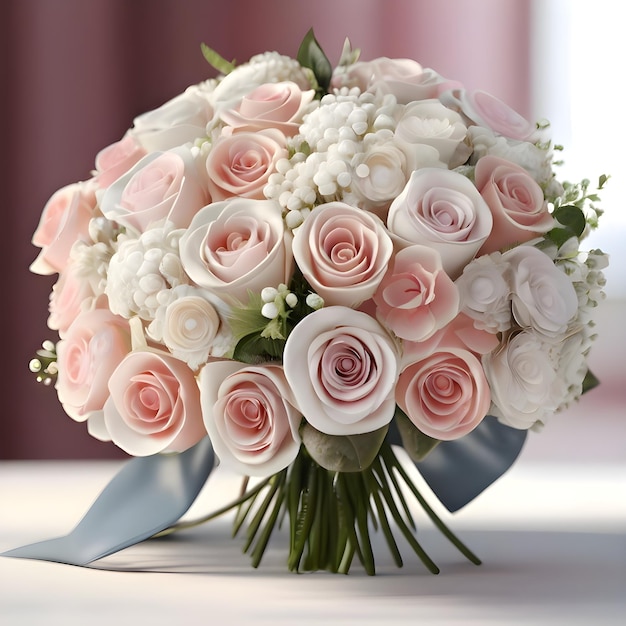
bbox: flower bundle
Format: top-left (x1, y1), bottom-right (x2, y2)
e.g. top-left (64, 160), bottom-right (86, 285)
top-left (24, 30), bottom-right (607, 575)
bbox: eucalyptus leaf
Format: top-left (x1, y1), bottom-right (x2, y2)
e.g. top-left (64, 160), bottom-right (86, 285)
top-left (547, 204), bottom-right (587, 248)
top-left (200, 43), bottom-right (236, 74)
top-left (300, 422), bottom-right (388, 472)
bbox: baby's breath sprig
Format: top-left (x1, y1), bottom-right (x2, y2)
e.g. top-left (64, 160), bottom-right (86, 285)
top-left (29, 340), bottom-right (58, 386)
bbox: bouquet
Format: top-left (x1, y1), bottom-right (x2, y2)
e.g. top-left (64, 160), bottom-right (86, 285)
top-left (7, 30), bottom-right (608, 575)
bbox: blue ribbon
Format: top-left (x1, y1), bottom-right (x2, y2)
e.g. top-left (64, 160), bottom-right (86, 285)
top-left (2, 437), bottom-right (215, 566)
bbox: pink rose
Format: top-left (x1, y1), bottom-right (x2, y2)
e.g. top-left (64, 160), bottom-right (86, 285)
top-left (220, 81), bottom-right (315, 136)
top-left (386, 168), bottom-right (493, 279)
top-left (283, 306), bottom-right (400, 436)
top-left (47, 261), bottom-right (98, 337)
top-left (292, 202), bottom-right (393, 308)
top-left (179, 198), bottom-right (291, 304)
top-left (373, 245), bottom-right (459, 342)
top-left (55, 309), bottom-right (131, 426)
top-left (103, 349), bottom-right (206, 456)
top-left (475, 155), bottom-right (554, 255)
top-left (93, 133), bottom-right (148, 188)
top-left (441, 89), bottom-right (537, 142)
top-left (31, 181), bottom-right (98, 275)
top-left (396, 347), bottom-right (491, 441)
top-left (206, 129), bottom-right (287, 200)
top-left (99, 146), bottom-right (209, 234)
top-left (333, 58), bottom-right (462, 104)
top-left (199, 361), bottom-right (301, 476)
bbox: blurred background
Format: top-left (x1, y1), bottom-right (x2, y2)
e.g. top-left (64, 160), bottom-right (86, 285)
top-left (0, 0), bottom-right (623, 460)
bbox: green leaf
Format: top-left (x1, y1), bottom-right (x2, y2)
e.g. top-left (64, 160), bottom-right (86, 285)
top-left (582, 368), bottom-right (600, 394)
top-left (297, 28), bottom-right (332, 95)
top-left (232, 332), bottom-right (284, 363)
top-left (546, 204), bottom-right (587, 247)
top-left (300, 422), bottom-right (388, 472)
top-left (200, 43), bottom-right (236, 74)
top-left (393, 408), bottom-right (441, 462)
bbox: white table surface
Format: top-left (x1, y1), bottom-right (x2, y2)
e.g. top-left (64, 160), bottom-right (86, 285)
top-left (1, 447), bottom-right (625, 626)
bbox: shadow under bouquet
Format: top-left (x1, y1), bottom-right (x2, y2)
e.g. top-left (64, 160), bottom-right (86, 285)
top-left (8, 30), bottom-right (608, 575)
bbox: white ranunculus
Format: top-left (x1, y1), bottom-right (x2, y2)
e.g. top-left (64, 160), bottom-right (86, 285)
top-left (455, 252), bottom-right (512, 333)
top-left (483, 330), bottom-right (565, 429)
top-left (395, 99), bottom-right (470, 168)
top-left (282, 306), bottom-right (400, 436)
top-left (504, 245), bottom-right (578, 340)
top-left (386, 168), bottom-right (493, 279)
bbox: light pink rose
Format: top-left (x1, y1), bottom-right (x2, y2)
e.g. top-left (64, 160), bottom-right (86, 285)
top-left (396, 347), bottom-right (491, 441)
top-left (441, 89), bottom-right (538, 142)
top-left (179, 198), bottom-right (291, 304)
top-left (333, 58), bottom-right (462, 104)
top-left (386, 168), bottom-right (493, 279)
top-left (99, 146), bottom-right (209, 234)
top-left (283, 306), bottom-right (400, 436)
top-left (292, 202), bottom-right (393, 308)
top-left (93, 133), bottom-right (148, 188)
top-left (47, 261), bottom-right (98, 337)
top-left (199, 361), bottom-right (301, 476)
top-left (31, 181), bottom-right (98, 275)
top-left (373, 245), bottom-right (459, 342)
top-left (103, 349), bottom-right (206, 456)
top-left (55, 309), bottom-right (131, 426)
top-left (401, 312), bottom-right (500, 368)
top-left (220, 81), bottom-right (315, 136)
top-left (205, 129), bottom-right (287, 200)
top-left (504, 245), bottom-right (578, 339)
top-left (476, 155), bottom-right (554, 255)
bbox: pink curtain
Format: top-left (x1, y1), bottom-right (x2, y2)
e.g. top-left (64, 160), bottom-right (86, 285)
top-left (0, 0), bottom-right (531, 459)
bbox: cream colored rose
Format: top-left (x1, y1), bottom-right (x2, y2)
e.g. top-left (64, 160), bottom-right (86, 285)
top-left (386, 168), bottom-right (493, 279)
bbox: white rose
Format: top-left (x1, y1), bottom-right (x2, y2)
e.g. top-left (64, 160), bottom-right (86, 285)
top-left (483, 329), bottom-right (565, 429)
top-left (130, 82), bottom-right (215, 151)
top-left (395, 99), bottom-right (471, 168)
top-left (386, 168), bottom-right (493, 279)
top-left (504, 245), bottom-right (578, 339)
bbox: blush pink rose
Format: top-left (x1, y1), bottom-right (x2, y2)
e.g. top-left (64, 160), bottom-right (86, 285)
top-left (220, 81), bottom-right (315, 136)
top-left (55, 309), bottom-right (132, 426)
top-left (386, 168), bottom-right (493, 279)
top-left (31, 181), bottom-right (98, 275)
top-left (442, 89), bottom-right (538, 142)
top-left (99, 146), bottom-right (209, 234)
top-left (93, 133), bottom-right (148, 188)
top-left (333, 58), bottom-right (462, 104)
top-left (47, 261), bottom-right (98, 337)
top-left (373, 244), bottom-right (459, 342)
top-left (103, 349), bottom-right (206, 456)
top-left (283, 306), bottom-right (400, 436)
top-left (292, 202), bottom-right (393, 308)
top-left (475, 155), bottom-right (554, 255)
top-left (199, 361), bottom-right (301, 476)
top-left (205, 129), bottom-right (288, 200)
top-left (179, 198), bottom-right (291, 304)
top-left (396, 347), bottom-right (491, 441)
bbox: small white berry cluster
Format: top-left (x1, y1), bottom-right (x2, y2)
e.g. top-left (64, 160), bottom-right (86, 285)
top-left (260, 283), bottom-right (324, 320)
